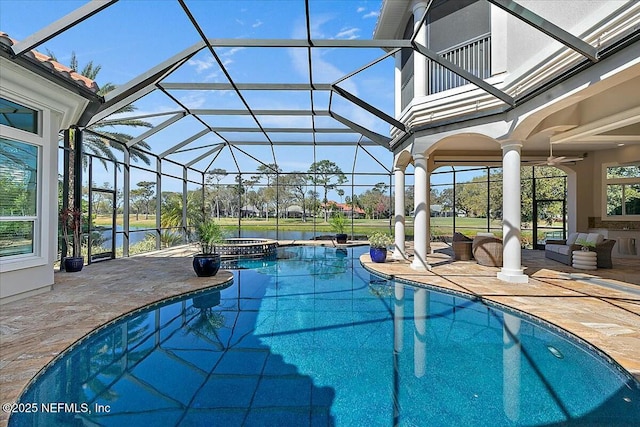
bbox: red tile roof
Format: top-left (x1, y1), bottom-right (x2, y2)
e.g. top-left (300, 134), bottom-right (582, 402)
top-left (0, 32), bottom-right (99, 93)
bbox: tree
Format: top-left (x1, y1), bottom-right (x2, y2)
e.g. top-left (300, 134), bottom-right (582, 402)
top-left (47, 51), bottom-right (153, 168)
top-left (161, 190), bottom-right (204, 241)
top-left (307, 160), bottom-right (347, 221)
top-left (283, 172), bottom-right (310, 221)
top-left (254, 163), bottom-right (280, 186)
top-left (359, 182), bottom-right (390, 219)
top-left (252, 164), bottom-right (281, 219)
top-left (205, 168), bottom-right (228, 219)
top-left (133, 181), bottom-right (155, 220)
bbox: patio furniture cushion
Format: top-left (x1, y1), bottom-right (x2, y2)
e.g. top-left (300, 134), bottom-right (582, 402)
top-left (585, 232), bottom-right (604, 246)
top-left (545, 243), bottom-right (572, 256)
top-left (566, 232), bottom-right (580, 245)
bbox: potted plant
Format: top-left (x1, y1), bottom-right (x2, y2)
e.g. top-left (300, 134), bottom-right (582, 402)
top-left (60, 207), bottom-right (84, 272)
top-left (575, 238), bottom-right (595, 252)
top-left (368, 232), bottom-right (393, 263)
top-left (330, 212), bottom-right (348, 244)
top-left (192, 216), bottom-right (224, 277)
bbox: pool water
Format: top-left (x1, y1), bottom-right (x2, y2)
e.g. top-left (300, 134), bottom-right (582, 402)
top-left (10, 246), bottom-right (640, 426)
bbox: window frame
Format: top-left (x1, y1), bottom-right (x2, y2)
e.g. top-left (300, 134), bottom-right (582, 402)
top-left (0, 96), bottom-right (45, 268)
top-left (602, 162), bottom-right (640, 220)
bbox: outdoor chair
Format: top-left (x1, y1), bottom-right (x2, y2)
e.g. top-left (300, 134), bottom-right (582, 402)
top-left (472, 234), bottom-right (503, 267)
top-left (452, 232), bottom-right (473, 261)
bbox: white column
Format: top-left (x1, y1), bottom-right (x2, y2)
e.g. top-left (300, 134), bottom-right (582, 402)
top-left (413, 1), bottom-right (428, 98)
top-left (393, 166), bottom-right (406, 260)
top-left (503, 313), bottom-right (522, 422)
top-left (411, 153), bottom-right (430, 270)
top-left (413, 287), bottom-right (428, 378)
top-left (426, 162), bottom-right (431, 255)
top-left (394, 282), bottom-right (405, 353)
top-left (394, 50), bottom-right (402, 118)
top-left (498, 141), bottom-right (529, 283)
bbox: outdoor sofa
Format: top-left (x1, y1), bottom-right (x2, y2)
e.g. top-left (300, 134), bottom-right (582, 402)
top-left (545, 232), bottom-right (616, 268)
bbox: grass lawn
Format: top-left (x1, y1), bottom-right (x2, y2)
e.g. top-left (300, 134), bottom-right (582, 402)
top-left (93, 215), bottom-right (507, 238)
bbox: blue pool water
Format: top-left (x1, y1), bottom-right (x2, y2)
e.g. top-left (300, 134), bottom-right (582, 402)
top-left (10, 246), bottom-right (640, 426)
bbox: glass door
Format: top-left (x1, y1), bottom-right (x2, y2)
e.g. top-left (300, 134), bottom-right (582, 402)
top-left (533, 199), bottom-right (566, 250)
top-left (87, 156), bottom-right (117, 263)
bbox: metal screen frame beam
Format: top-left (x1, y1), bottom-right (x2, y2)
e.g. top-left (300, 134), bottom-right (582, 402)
top-left (185, 144), bottom-right (225, 168)
top-left (11, 0), bottom-right (118, 56)
top-left (126, 113), bottom-right (185, 148)
top-left (159, 129), bottom-right (211, 158)
top-left (206, 38), bottom-right (412, 49)
top-left (211, 127), bottom-right (356, 133)
top-left (486, 0), bottom-right (599, 62)
top-left (160, 83), bottom-right (333, 91)
top-left (329, 112), bottom-right (391, 147)
top-left (331, 85), bottom-right (406, 131)
top-left (88, 43), bottom-right (204, 126)
top-left (190, 109), bottom-right (330, 116)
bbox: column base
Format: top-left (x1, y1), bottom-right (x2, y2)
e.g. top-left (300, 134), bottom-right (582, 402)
top-left (410, 260), bottom-right (432, 271)
top-left (392, 249), bottom-right (406, 260)
top-left (497, 268), bottom-right (529, 283)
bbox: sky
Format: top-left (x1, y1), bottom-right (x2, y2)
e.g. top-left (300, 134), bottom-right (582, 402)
top-left (0, 0), bottom-right (462, 195)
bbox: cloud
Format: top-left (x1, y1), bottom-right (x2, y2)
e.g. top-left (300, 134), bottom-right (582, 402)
top-left (363, 11), bottom-right (379, 19)
top-left (221, 47), bottom-right (245, 57)
top-left (357, 7), bottom-right (366, 13)
top-left (179, 92), bottom-right (208, 109)
top-left (252, 19), bottom-right (263, 28)
top-left (188, 56), bottom-right (216, 73)
top-left (335, 27), bottom-right (360, 40)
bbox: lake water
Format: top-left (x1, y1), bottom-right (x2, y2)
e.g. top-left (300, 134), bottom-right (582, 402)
top-left (98, 226), bottom-right (369, 251)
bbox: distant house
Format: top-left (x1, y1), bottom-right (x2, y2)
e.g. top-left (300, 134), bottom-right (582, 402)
top-left (286, 205), bottom-right (304, 218)
top-left (323, 202), bottom-right (365, 219)
top-left (240, 205), bottom-right (260, 218)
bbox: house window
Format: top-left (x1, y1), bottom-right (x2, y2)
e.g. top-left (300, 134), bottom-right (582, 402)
top-left (604, 164), bottom-right (640, 217)
top-left (0, 97), bottom-right (38, 134)
top-left (0, 138), bottom-right (39, 257)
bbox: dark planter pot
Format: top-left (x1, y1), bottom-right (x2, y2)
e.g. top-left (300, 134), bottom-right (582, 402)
top-left (193, 254), bottom-right (221, 277)
top-left (192, 292), bottom-right (221, 308)
top-left (336, 233), bottom-right (348, 244)
top-left (369, 247), bottom-right (387, 263)
top-left (63, 256), bottom-right (84, 272)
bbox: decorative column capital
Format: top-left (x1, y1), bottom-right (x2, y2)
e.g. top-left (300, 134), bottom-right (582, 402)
top-left (393, 165), bottom-right (406, 173)
top-left (413, 152), bottom-right (428, 163)
top-left (412, 0), bottom-right (429, 14)
top-left (500, 140), bottom-right (523, 150)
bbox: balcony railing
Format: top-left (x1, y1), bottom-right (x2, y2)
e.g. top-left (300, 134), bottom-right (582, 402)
top-left (430, 34), bottom-right (491, 94)
top-left (401, 34), bottom-right (491, 109)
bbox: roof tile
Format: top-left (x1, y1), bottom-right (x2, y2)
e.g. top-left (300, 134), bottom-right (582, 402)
top-left (0, 31), bottom-right (99, 93)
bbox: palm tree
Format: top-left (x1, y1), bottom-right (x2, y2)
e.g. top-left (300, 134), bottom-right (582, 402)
top-left (48, 51), bottom-right (153, 167)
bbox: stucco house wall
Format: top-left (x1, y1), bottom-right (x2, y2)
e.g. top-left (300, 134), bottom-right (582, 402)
top-left (0, 56), bottom-right (90, 303)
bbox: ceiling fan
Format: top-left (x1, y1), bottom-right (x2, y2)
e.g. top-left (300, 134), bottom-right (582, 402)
top-left (534, 142), bottom-right (584, 166)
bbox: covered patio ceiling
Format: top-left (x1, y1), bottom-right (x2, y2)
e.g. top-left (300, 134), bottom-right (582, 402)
top-left (1, 0), bottom-right (639, 174)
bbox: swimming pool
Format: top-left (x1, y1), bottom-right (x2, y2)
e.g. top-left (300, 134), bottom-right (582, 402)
top-left (9, 246), bottom-right (640, 426)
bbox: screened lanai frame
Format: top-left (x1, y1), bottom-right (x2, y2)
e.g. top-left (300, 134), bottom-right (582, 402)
top-left (3, 0), bottom-right (619, 262)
